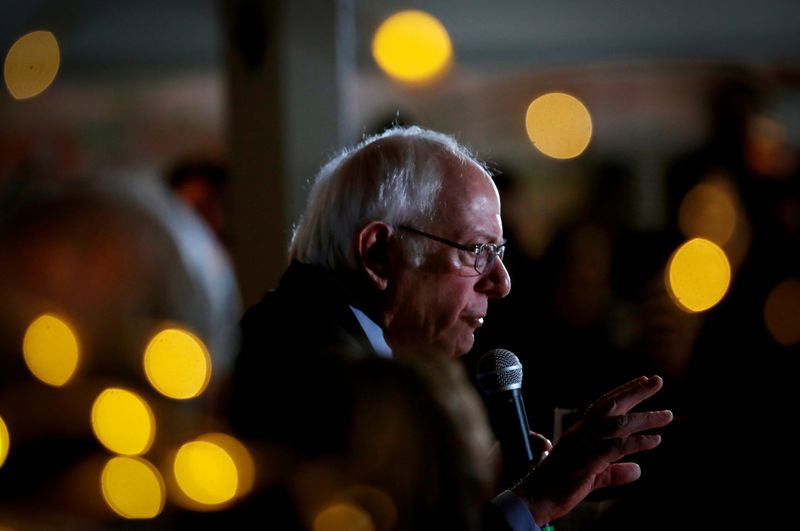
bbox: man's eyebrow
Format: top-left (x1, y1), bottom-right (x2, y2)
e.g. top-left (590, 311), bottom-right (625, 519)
top-left (470, 230), bottom-right (505, 243)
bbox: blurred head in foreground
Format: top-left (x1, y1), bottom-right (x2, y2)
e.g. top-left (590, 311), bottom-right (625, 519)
top-left (0, 172), bottom-right (240, 528)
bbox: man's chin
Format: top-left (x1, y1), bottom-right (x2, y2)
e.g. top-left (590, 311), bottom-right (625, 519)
top-left (451, 334), bottom-right (475, 358)
top-left (392, 333), bottom-right (474, 359)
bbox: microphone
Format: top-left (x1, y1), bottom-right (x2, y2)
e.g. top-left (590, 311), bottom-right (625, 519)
top-left (476, 348), bottom-right (535, 483)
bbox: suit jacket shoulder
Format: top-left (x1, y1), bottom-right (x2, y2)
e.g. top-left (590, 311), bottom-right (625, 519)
top-left (228, 261), bottom-right (375, 454)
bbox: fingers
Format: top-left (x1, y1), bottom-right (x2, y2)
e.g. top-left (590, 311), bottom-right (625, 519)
top-left (529, 431), bottom-right (554, 464)
top-left (529, 431), bottom-right (554, 452)
top-left (550, 429), bottom-right (663, 479)
top-left (585, 375), bottom-right (664, 417)
top-left (593, 462), bottom-right (641, 489)
top-left (584, 376), bottom-right (647, 415)
top-left (562, 432), bottom-right (663, 473)
top-left (592, 410), bottom-right (674, 438)
top-left (594, 434), bottom-right (663, 464)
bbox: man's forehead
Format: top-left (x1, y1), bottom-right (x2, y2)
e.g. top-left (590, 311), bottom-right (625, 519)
top-left (433, 166), bottom-right (501, 229)
top-left (439, 161), bottom-right (496, 199)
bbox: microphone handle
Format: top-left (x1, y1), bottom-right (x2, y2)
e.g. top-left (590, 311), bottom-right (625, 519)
top-left (487, 388), bottom-right (535, 479)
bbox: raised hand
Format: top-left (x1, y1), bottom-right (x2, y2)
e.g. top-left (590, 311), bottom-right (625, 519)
top-left (512, 375), bottom-right (673, 526)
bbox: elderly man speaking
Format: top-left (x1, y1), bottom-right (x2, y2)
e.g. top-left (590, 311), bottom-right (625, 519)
top-left (229, 126), bottom-right (672, 531)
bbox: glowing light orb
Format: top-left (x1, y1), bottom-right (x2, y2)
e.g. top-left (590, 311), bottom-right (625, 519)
top-left (173, 440), bottom-right (238, 506)
top-left (525, 92), bottom-right (593, 159)
top-left (679, 181), bottom-right (737, 246)
top-left (372, 10), bottom-right (452, 84)
top-left (764, 279), bottom-right (800, 346)
top-left (4, 30), bottom-right (60, 99)
top-left (22, 313), bottom-right (80, 386)
top-left (196, 433), bottom-right (255, 499)
top-left (0, 416), bottom-right (9, 468)
top-left (101, 456), bottom-right (165, 519)
top-left (666, 238), bottom-right (731, 313)
top-left (144, 328), bottom-right (211, 399)
top-left (314, 503), bottom-right (375, 531)
top-left (91, 388), bottom-right (155, 456)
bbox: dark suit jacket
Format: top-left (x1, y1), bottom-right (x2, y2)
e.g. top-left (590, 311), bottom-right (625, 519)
top-left (228, 260), bottom-right (376, 456)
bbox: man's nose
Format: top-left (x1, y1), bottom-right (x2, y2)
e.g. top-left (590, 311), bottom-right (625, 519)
top-left (480, 257), bottom-right (511, 299)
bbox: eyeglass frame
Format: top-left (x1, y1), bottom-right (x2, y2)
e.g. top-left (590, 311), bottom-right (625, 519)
top-left (398, 225), bottom-right (506, 274)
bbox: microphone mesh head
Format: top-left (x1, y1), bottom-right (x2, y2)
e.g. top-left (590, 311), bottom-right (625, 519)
top-left (476, 348), bottom-right (523, 393)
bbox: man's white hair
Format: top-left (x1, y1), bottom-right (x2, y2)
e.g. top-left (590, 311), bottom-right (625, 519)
top-left (289, 125), bottom-right (486, 271)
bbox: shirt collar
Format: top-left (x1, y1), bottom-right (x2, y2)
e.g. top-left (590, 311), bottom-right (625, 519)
top-left (349, 306), bottom-right (393, 358)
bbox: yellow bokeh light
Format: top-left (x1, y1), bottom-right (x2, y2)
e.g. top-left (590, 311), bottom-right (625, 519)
top-left (338, 485), bottom-right (397, 531)
top-left (101, 456), bottom-right (165, 519)
top-left (371, 10), bottom-right (453, 84)
top-left (0, 415), bottom-right (9, 468)
top-left (22, 313), bottom-right (80, 387)
top-left (173, 440), bottom-right (238, 506)
top-left (764, 279), bottom-right (800, 346)
top-left (678, 181), bottom-right (737, 246)
top-left (4, 30), bottom-right (60, 100)
top-left (666, 238), bottom-right (731, 313)
top-left (525, 92), bottom-right (593, 159)
top-left (143, 328), bottom-right (211, 400)
top-left (91, 388), bottom-right (156, 456)
top-left (314, 503), bottom-right (375, 531)
top-left (196, 433), bottom-right (255, 499)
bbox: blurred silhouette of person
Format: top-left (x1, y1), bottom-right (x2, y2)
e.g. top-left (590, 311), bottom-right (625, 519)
top-left (592, 68), bottom-right (800, 531)
top-left (166, 155), bottom-right (231, 245)
top-left (0, 172), bottom-right (240, 529)
top-left (229, 126), bottom-right (672, 531)
top-left (179, 356), bottom-right (495, 531)
top-left (670, 70), bottom-right (798, 529)
top-left (285, 356), bottom-right (495, 531)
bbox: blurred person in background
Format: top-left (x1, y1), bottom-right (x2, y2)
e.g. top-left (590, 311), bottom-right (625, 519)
top-left (661, 69), bottom-right (798, 529)
top-left (229, 125), bottom-right (672, 531)
top-left (587, 68), bottom-right (800, 531)
top-left (166, 155), bottom-right (231, 246)
top-left (0, 173), bottom-right (240, 529)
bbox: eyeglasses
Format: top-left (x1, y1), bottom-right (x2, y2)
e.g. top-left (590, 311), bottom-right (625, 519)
top-left (398, 225), bottom-right (506, 275)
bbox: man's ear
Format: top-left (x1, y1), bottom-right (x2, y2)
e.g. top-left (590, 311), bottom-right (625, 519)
top-left (356, 221), bottom-right (394, 291)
